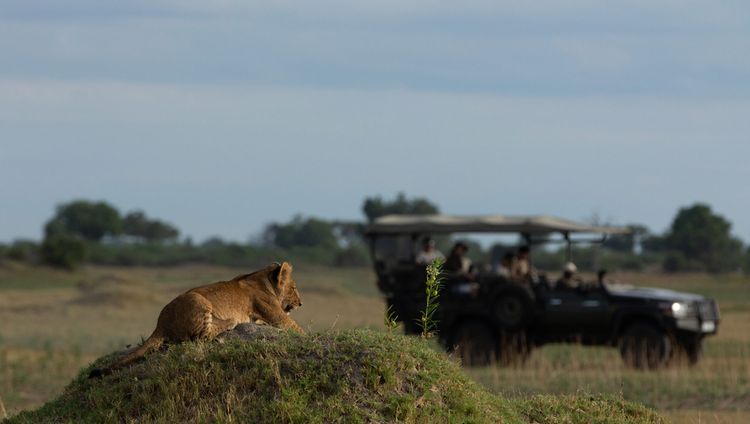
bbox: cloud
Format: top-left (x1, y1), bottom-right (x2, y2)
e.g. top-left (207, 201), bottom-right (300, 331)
top-left (1, 1), bottom-right (749, 97)
top-left (0, 35), bottom-right (741, 100)
top-left (1, 79), bottom-right (749, 241)
top-left (3, 1), bottom-right (748, 29)
top-left (1, 1), bottom-right (749, 241)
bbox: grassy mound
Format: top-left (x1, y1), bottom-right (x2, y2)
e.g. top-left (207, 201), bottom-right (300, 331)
top-left (6, 329), bottom-right (664, 423)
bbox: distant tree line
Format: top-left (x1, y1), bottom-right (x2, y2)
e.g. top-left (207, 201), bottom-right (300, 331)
top-left (0, 193), bottom-right (435, 270)
top-left (1, 194), bottom-right (748, 274)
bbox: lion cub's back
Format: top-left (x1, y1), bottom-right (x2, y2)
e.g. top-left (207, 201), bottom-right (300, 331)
top-left (186, 279), bottom-right (256, 316)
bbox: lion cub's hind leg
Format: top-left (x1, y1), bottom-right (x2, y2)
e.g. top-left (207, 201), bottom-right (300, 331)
top-left (203, 316), bottom-right (239, 340)
top-left (168, 292), bottom-right (234, 341)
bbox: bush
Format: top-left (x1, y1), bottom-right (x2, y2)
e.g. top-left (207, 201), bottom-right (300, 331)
top-left (86, 242), bottom-right (286, 268)
top-left (87, 243), bottom-right (206, 267)
top-left (6, 239), bottom-right (39, 263)
top-left (283, 246), bottom-right (339, 266)
top-left (40, 236), bottom-right (87, 270)
top-left (334, 243), bottom-right (371, 267)
top-left (662, 251), bottom-right (704, 273)
top-left (532, 247), bottom-right (660, 273)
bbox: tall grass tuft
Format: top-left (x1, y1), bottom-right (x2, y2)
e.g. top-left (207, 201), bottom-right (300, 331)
top-left (383, 305), bottom-right (399, 332)
top-left (419, 258), bottom-right (444, 339)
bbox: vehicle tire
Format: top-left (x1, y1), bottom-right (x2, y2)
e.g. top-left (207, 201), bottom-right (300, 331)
top-left (497, 330), bottom-right (531, 366)
top-left (493, 286), bottom-right (534, 331)
top-left (449, 321), bottom-right (498, 367)
top-left (669, 338), bottom-right (703, 366)
top-left (619, 323), bottom-right (671, 370)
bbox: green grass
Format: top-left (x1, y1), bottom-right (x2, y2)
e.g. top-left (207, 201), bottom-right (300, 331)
top-left (1, 263), bottom-right (748, 422)
top-left (5, 329), bottom-right (663, 424)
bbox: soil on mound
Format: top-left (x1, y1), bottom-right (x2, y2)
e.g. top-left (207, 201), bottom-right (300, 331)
top-left (6, 327), bottom-right (664, 424)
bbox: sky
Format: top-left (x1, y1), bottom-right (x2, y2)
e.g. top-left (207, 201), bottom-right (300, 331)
top-left (1, 1), bottom-right (749, 243)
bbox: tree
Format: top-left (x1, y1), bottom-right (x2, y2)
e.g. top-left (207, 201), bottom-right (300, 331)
top-left (362, 192), bottom-right (439, 222)
top-left (263, 215), bottom-right (339, 250)
top-left (641, 234), bottom-right (668, 253)
top-left (330, 220), bottom-right (366, 246)
top-left (122, 210), bottom-right (180, 243)
top-left (603, 224), bottom-right (651, 253)
top-left (44, 200), bottom-right (122, 242)
top-left (662, 203), bottom-right (743, 273)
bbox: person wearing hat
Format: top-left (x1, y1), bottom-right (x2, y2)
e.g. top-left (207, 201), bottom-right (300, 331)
top-left (415, 237), bottom-right (444, 265)
top-left (554, 262), bottom-right (581, 291)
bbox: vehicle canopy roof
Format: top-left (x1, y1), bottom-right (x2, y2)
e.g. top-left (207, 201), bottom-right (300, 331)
top-left (365, 214), bottom-right (629, 236)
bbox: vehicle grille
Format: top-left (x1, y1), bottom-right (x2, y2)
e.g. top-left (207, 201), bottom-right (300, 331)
top-left (698, 299), bottom-right (720, 321)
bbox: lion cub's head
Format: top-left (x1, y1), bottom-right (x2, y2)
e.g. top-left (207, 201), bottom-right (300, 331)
top-left (272, 262), bottom-right (303, 313)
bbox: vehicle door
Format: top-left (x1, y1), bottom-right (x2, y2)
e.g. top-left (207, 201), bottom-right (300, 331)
top-left (540, 287), bottom-right (612, 338)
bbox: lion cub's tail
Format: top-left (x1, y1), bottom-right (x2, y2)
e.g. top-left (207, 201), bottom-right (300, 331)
top-left (88, 331), bottom-right (165, 379)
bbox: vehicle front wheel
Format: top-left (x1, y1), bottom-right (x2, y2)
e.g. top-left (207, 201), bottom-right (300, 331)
top-left (449, 321), bottom-right (497, 367)
top-left (669, 338), bottom-right (703, 366)
top-left (619, 323), bottom-right (671, 370)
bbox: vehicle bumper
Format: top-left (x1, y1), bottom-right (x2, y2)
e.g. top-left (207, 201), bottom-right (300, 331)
top-left (675, 318), bottom-right (718, 334)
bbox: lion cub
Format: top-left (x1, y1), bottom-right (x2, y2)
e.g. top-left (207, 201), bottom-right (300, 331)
top-left (90, 262), bottom-right (303, 377)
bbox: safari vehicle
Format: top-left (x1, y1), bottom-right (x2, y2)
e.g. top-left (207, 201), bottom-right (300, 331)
top-left (365, 214), bottom-right (720, 369)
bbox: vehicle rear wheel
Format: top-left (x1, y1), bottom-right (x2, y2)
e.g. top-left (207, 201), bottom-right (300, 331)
top-left (497, 330), bottom-right (531, 366)
top-left (493, 286), bottom-right (534, 331)
top-left (450, 321), bottom-right (497, 367)
top-left (619, 323), bottom-right (671, 370)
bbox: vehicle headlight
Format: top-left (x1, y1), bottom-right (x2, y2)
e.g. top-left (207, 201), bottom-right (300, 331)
top-left (671, 302), bottom-right (689, 318)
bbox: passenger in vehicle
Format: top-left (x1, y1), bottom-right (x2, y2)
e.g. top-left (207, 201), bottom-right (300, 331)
top-left (496, 252), bottom-right (514, 279)
top-left (444, 242), bottom-right (475, 280)
top-left (554, 262), bottom-right (582, 291)
top-left (444, 242), bottom-right (479, 296)
top-left (597, 269), bottom-right (609, 286)
top-left (415, 237), bottom-right (444, 265)
top-left (511, 246), bottom-right (532, 281)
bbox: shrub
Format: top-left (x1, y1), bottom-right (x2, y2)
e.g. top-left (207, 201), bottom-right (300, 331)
top-left (334, 243), bottom-right (371, 267)
top-left (662, 251), bottom-right (704, 273)
top-left (6, 240), bottom-right (39, 263)
top-left (40, 236), bottom-right (87, 270)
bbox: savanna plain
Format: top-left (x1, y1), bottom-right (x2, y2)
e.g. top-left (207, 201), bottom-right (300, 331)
top-left (0, 262), bottom-right (748, 423)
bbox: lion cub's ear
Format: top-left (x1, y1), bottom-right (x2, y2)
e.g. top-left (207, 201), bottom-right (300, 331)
top-left (271, 261), bottom-right (293, 290)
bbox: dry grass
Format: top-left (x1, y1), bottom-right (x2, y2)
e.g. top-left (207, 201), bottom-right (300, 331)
top-left (663, 410), bottom-right (750, 424)
top-left (466, 271), bottom-right (750, 423)
top-left (0, 262), bottom-right (748, 422)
